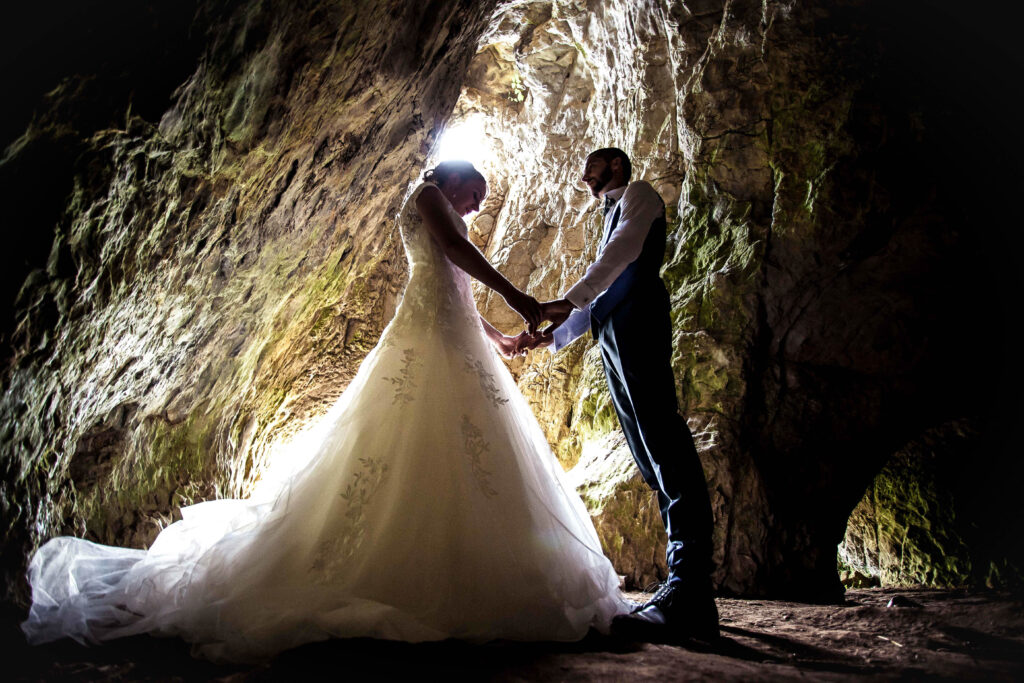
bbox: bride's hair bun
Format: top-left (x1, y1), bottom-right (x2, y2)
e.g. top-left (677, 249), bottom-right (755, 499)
top-left (423, 160), bottom-right (485, 187)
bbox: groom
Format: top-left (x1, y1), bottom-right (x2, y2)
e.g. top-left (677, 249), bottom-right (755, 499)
top-left (528, 148), bottom-right (718, 642)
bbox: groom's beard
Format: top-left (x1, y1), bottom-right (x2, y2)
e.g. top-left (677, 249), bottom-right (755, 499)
top-left (593, 166), bottom-right (614, 196)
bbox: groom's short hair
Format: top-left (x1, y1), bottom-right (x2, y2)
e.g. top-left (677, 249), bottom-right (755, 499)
top-left (589, 148), bottom-right (632, 182)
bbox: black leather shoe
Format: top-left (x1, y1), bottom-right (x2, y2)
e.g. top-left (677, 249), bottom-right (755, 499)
top-left (612, 582), bottom-right (720, 643)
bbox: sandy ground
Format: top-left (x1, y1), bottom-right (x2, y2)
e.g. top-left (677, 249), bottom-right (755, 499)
top-left (7, 588), bottom-right (1024, 681)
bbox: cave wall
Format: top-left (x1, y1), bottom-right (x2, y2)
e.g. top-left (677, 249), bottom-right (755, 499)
top-left (2, 0), bottom-right (1021, 604)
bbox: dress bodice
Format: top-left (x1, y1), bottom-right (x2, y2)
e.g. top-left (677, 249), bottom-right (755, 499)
top-left (398, 182), bottom-right (466, 266)
top-left (393, 182), bottom-right (477, 331)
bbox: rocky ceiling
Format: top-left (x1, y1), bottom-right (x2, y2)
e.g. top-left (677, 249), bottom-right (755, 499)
top-left (1, 0), bottom-right (1021, 604)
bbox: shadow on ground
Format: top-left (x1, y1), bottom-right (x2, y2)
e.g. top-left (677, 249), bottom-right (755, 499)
top-left (8, 589), bottom-right (1024, 681)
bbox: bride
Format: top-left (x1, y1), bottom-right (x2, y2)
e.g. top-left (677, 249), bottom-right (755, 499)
top-left (22, 160), bottom-right (628, 662)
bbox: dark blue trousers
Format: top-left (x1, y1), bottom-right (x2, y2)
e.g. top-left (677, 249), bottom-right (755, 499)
top-left (594, 281), bottom-right (714, 586)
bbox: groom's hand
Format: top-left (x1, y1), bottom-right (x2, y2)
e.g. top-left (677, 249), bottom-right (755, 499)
top-left (512, 325), bottom-right (555, 355)
top-left (530, 325), bottom-right (555, 350)
top-left (540, 298), bottom-right (574, 328)
top-left (493, 331), bottom-right (533, 358)
top-left (509, 331), bottom-right (535, 357)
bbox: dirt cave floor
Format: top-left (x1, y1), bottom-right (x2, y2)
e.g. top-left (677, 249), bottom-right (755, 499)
top-left (7, 588), bottom-right (1024, 681)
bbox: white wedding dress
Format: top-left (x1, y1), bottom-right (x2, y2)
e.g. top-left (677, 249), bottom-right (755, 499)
top-left (22, 182), bottom-right (627, 662)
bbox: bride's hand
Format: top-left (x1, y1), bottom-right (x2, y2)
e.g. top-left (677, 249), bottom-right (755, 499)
top-left (503, 289), bottom-right (543, 334)
top-left (495, 331), bottom-right (533, 358)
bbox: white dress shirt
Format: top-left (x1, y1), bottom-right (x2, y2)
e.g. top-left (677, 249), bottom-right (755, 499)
top-left (551, 180), bottom-right (665, 351)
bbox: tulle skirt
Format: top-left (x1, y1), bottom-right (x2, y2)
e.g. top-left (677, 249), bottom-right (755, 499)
top-left (22, 282), bottom-right (627, 662)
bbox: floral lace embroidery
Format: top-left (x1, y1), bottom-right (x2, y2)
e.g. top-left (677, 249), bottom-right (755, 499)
top-left (382, 348), bottom-right (420, 404)
top-left (310, 457), bottom-right (390, 578)
top-left (463, 354), bottom-right (509, 409)
top-left (461, 414), bottom-right (498, 498)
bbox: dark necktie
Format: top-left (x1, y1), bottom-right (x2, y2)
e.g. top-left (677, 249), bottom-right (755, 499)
top-left (603, 195), bottom-right (617, 217)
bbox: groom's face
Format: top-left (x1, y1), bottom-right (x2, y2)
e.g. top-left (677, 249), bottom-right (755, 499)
top-left (580, 154), bottom-right (614, 198)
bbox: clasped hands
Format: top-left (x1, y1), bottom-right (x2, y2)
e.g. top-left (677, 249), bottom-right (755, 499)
top-left (496, 295), bottom-right (576, 358)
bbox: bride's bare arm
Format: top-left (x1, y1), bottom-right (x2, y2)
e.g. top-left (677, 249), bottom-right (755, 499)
top-left (416, 185), bottom-right (542, 332)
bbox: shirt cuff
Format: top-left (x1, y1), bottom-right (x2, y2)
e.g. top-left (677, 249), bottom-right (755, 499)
top-left (551, 324), bottom-right (572, 352)
top-left (550, 306), bottom-right (591, 352)
top-left (564, 279), bottom-right (598, 309)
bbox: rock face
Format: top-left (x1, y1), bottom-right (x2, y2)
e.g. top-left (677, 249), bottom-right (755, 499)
top-left (840, 420), bottom-right (1023, 589)
top-left (1, 0), bottom-right (1021, 604)
top-left (839, 425), bottom-right (975, 589)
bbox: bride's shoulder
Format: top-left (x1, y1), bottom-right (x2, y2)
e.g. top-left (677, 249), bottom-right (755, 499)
top-left (401, 183), bottom-right (442, 231)
top-left (411, 182), bottom-right (446, 209)
top-left (406, 181), bottom-right (437, 204)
